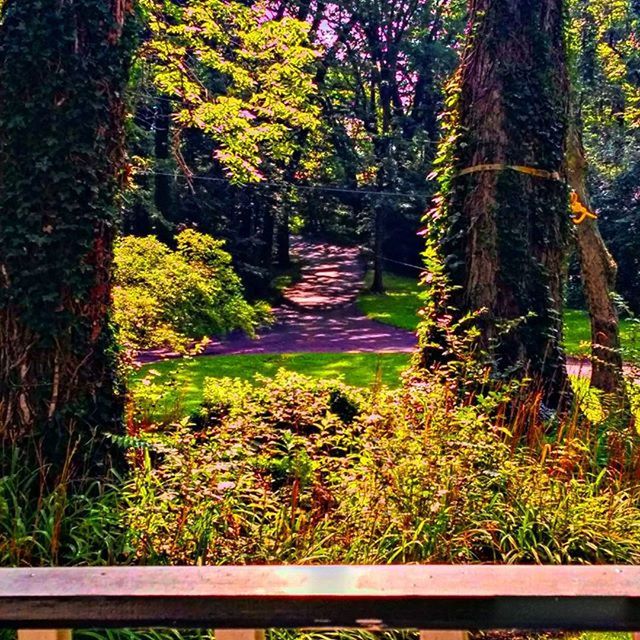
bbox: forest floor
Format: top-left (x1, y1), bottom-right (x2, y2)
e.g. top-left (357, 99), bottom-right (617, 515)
top-left (138, 237), bottom-right (417, 363)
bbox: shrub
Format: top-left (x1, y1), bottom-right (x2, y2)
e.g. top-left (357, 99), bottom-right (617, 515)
top-left (123, 370), bottom-right (640, 566)
top-left (113, 230), bottom-right (271, 353)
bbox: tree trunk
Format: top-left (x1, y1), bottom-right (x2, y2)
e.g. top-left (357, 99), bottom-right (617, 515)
top-left (154, 96), bottom-right (173, 222)
top-left (566, 120), bottom-right (629, 408)
top-left (277, 138), bottom-right (307, 269)
top-left (277, 207), bottom-right (291, 268)
top-left (371, 205), bottom-right (385, 293)
top-left (262, 204), bottom-right (275, 270)
top-left (0, 0), bottom-right (134, 481)
top-left (420, 0), bottom-right (571, 409)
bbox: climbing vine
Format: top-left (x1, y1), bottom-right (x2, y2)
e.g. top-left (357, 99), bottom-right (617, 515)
top-left (418, 0), bottom-right (572, 408)
top-left (0, 0), bottom-right (137, 480)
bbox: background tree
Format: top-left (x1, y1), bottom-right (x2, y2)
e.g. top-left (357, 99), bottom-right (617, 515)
top-left (126, 0), bottom-right (320, 292)
top-left (420, 0), bottom-right (572, 409)
top-left (571, 0), bottom-right (640, 313)
top-left (313, 0), bottom-right (465, 291)
top-left (0, 0), bottom-right (136, 480)
top-left (567, 118), bottom-right (628, 407)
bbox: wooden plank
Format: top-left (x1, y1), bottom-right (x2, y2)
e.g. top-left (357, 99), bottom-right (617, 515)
top-left (1, 566), bottom-right (640, 630)
top-left (4, 566), bottom-right (640, 598)
top-left (215, 630), bottom-right (265, 640)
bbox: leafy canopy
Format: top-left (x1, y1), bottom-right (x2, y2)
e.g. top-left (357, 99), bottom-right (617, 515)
top-left (138, 0), bottom-right (320, 183)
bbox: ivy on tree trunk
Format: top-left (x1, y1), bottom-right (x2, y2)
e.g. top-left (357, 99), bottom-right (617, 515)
top-left (0, 0), bottom-right (135, 481)
top-left (420, 0), bottom-right (572, 409)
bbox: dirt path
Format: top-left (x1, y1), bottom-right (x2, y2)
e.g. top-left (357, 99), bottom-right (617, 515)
top-left (138, 238), bottom-right (417, 363)
top-left (566, 356), bottom-right (638, 381)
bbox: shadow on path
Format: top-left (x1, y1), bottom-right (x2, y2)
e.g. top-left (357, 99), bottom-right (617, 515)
top-left (138, 238), bottom-right (417, 364)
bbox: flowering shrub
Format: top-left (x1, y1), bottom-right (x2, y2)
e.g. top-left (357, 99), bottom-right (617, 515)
top-left (113, 230), bottom-right (271, 352)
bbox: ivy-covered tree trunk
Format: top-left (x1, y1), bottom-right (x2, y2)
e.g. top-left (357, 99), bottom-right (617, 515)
top-left (420, 0), bottom-right (572, 409)
top-left (566, 120), bottom-right (629, 408)
top-left (0, 0), bottom-right (135, 480)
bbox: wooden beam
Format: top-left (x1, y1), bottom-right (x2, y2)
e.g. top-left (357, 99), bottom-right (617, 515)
top-left (2, 566), bottom-right (640, 630)
top-left (215, 630), bottom-right (265, 640)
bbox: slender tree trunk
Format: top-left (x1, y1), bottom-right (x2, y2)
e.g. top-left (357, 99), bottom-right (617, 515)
top-left (154, 96), bottom-right (173, 222)
top-left (371, 204), bottom-right (385, 293)
top-left (420, 0), bottom-right (571, 409)
top-left (0, 0), bottom-right (134, 481)
top-left (262, 204), bottom-right (275, 270)
top-left (566, 120), bottom-right (629, 407)
top-left (277, 207), bottom-right (291, 268)
top-left (371, 86), bottom-right (393, 295)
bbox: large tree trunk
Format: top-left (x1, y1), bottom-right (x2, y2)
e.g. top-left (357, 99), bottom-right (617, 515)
top-left (0, 0), bottom-right (134, 481)
top-left (420, 0), bottom-right (571, 409)
top-left (566, 121), bottom-right (629, 408)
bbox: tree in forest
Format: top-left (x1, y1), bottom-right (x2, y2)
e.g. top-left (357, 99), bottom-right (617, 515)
top-left (570, 0), bottom-right (640, 316)
top-left (560, 0), bottom-right (638, 410)
top-left (566, 118), bottom-right (628, 408)
top-left (0, 0), bottom-right (135, 480)
top-left (127, 0), bottom-right (319, 283)
top-left (419, 0), bottom-right (572, 409)
top-left (314, 0), bottom-right (466, 292)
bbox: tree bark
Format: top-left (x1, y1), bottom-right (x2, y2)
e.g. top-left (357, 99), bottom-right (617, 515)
top-left (566, 120), bottom-right (629, 407)
top-left (262, 203), bottom-right (275, 270)
top-left (0, 0), bottom-right (134, 481)
top-left (371, 204), bottom-right (385, 293)
top-left (421, 0), bottom-right (572, 409)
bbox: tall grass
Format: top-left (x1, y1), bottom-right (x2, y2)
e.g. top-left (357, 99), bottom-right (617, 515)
top-left (0, 446), bottom-right (129, 567)
top-left (122, 371), bottom-right (640, 566)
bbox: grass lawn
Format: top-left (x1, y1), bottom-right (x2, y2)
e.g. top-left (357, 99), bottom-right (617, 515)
top-left (136, 352), bottom-right (411, 411)
top-left (135, 272), bottom-right (639, 415)
top-left (358, 271), bottom-right (423, 330)
top-left (358, 271), bottom-right (640, 363)
top-left (564, 308), bottom-right (640, 362)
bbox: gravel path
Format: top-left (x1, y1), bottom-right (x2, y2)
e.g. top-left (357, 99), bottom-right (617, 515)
top-left (138, 238), bottom-right (417, 363)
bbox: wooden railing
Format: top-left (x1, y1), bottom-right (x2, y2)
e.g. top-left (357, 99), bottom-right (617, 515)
top-left (3, 566), bottom-right (640, 640)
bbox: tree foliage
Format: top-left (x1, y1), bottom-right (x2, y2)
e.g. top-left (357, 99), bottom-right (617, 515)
top-left (113, 230), bottom-right (271, 353)
top-left (138, 0), bottom-right (320, 183)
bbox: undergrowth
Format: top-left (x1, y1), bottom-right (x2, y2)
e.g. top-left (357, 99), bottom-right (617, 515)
top-left (123, 370), bottom-right (640, 565)
top-left (2, 370), bottom-right (640, 640)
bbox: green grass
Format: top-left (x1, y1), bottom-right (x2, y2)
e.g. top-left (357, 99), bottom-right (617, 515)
top-left (357, 271), bottom-right (423, 331)
top-left (134, 272), bottom-right (640, 416)
top-left (358, 271), bottom-right (640, 364)
top-left (564, 308), bottom-right (640, 363)
top-left (137, 352), bottom-right (411, 410)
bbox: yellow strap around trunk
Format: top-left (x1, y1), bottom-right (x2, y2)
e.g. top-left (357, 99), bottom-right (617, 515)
top-left (457, 163), bottom-right (562, 181)
top-left (455, 163), bottom-right (596, 224)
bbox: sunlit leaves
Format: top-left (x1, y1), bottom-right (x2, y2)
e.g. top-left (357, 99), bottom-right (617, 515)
top-left (138, 0), bottom-right (320, 183)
